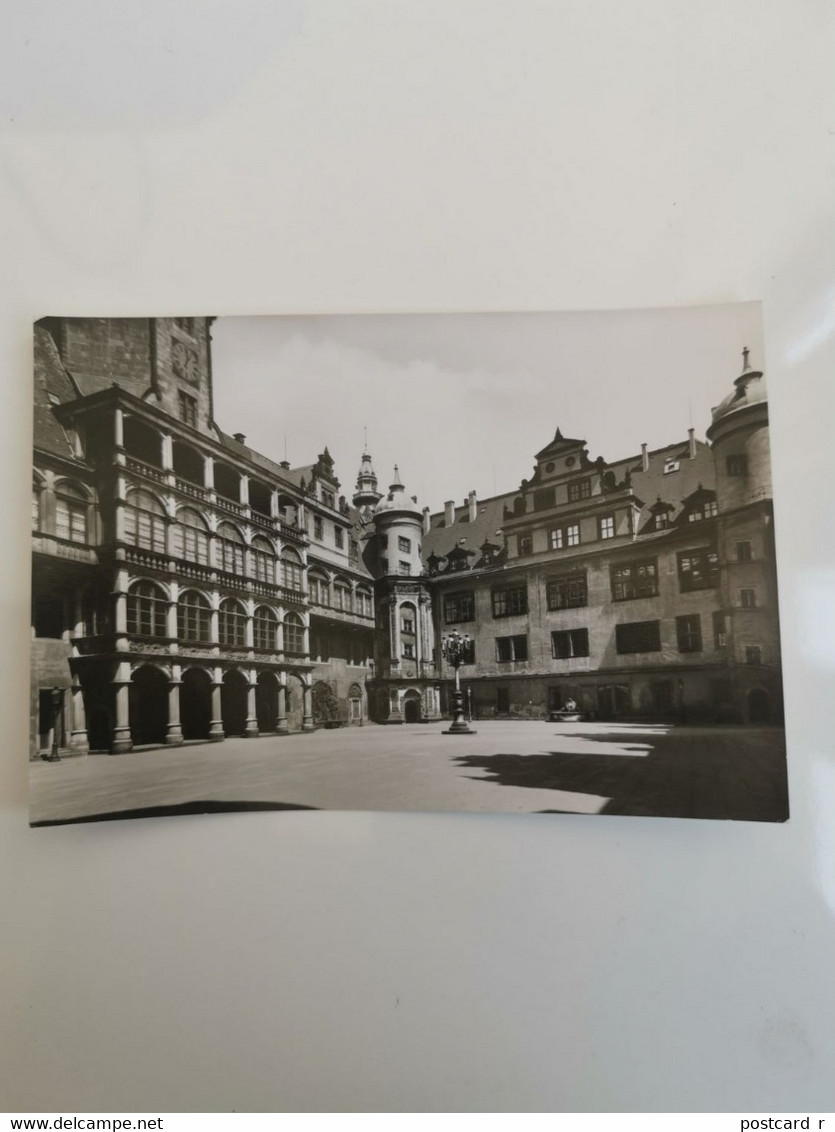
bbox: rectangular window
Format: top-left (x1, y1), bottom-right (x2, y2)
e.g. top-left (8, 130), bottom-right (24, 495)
top-left (492, 585), bottom-right (528, 618)
top-left (740, 588), bottom-right (757, 609)
top-left (736, 540), bottom-right (752, 562)
top-left (550, 527), bottom-right (563, 550)
top-left (727, 454), bottom-right (748, 476)
top-left (712, 610), bottom-right (727, 650)
top-left (611, 559), bottom-right (658, 601)
top-left (496, 635), bottom-right (528, 662)
top-left (55, 500), bottom-right (87, 544)
top-left (178, 391), bottom-right (197, 427)
top-left (616, 620), bottom-right (661, 654)
top-left (518, 531), bottom-right (533, 556)
top-left (334, 526), bottom-right (345, 549)
top-left (566, 523), bottom-right (580, 547)
top-left (322, 490), bottom-right (335, 509)
top-left (313, 516), bottom-right (323, 540)
top-left (398, 560), bottom-right (411, 576)
top-left (676, 614), bottom-right (702, 653)
top-left (496, 687), bottom-right (510, 713)
top-left (550, 523), bottom-right (580, 548)
top-left (567, 478), bottom-right (591, 502)
top-left (745, 645), bottom-right (762, 665)
top-left (533, 487), bottom-right (556, 511)
top-left (677, 549), bottom-right (719, 592)
top-left (599, 515), bottom-right (615, 540)
top-left (546, 572), bottom-right (587, 610)
top-left (444, 591), bottom-right (475, 623)
top-left (402, 642), bottom-right (415, 658)
top-left (551, 628), bottom-right (590, 659)
top-left (398, 535), bottom-right (411, 553)
top-left (401, 617), bottom-right (415, 634)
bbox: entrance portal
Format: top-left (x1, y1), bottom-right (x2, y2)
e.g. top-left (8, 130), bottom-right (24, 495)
top-left (403, 694), bottom-right (421, 723)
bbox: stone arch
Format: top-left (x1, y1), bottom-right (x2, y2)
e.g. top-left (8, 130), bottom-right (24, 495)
top-left (256, 670), bottom-right (279, 733)
top-left (221, 668), bottom-right (249, 737)
top-left (126, 578), bottom-right (169, 638)
top-left (129, 663), bottom-right (169, 746)
top-left (403, 687), bottom-right (422, 723)
top-left (214, 462), bottom-right (241, 503)
top-left (348, 682), bottom-right (364, 724)
top-left (747, 687), bottom-right (771, 724)
top-left (285, 670), bottom-right (307, 732)
top-left (180, 666), bottom-right (212, 740)
top-left (249, 478), bottom-right (272, 518)
top-left (172, 506), bottom-right (210, 564)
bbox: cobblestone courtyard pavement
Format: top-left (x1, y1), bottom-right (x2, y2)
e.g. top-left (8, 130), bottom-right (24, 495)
top-left (29, 720), bottom-right (789, 826)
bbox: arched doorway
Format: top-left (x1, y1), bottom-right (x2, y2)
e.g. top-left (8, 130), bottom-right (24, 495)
top-left (181, 668), bottom-right (212, 740)
top-left (130, 665), bottom-right (168, 746)
top-left (286, 673), bottom-right (305, 732)
top-left (221, 670), bottom-right (248, 737)
top-left (748, 688), bottom-right (771, 724)
top-left (256, 671), bottom-right (279, 733)
top-left (403, 691), bottom-right (421, 723)
top-left (348, 683), bottom-right (363, 724)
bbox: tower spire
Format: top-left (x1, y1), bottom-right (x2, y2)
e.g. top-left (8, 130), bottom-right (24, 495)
top-left (352, 442), bottom-right (383, 513)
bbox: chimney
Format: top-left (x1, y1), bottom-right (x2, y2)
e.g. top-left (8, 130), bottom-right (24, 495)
top-left (422, 507), bottom-right (431, 534)
top-left (279, 460), bottom-right (290, 470)
top-left (641, 443), bottom-right (649, 472)
top-left (688, 428), bottom-right (697, 460)
top-left (444, 500), bottom-right (456, 526)
top-left (468, 490), bottom-right (477, 523)
top-left (233, 432), bottom-right (246, 445)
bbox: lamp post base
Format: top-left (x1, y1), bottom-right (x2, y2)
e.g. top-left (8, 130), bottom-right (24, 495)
top-left (442, 723), bottom-right (477, 735)
top-left (442, 686), bottom-right (477, 734)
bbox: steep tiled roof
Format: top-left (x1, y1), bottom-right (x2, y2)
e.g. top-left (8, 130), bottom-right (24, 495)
top-left (33, 325), bottom-right (82, 460)
top-left (421, 438), bottom-right (716, 566)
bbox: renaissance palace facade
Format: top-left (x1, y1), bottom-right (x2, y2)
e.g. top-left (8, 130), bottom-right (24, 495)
top-left (30, 317), bottom-right (782, 757)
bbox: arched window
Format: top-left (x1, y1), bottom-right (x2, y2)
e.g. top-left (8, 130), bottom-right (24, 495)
top-left (333, 579), bottom-right (352, 612)
top-left (55, 480), bottom-right (90, 544)
top-left (309, 572), bottom-right (330, 607)
top-left (218, 598), bottom-right (247, 647)
top-left (217, 522), bottom-right (245, 574)
top-left (124, 488), bottom-right (166, 554)
top-left (250, 536), bottom-right (275, 584)
top-left (283, 613), bottom-right (305, 655)
top-left (356, 589), bottom-right (372, 618)
top-left (177, 590), bottom-right (211, 642)
top-left (127, 580), bottom-right (167, 638)
top-left (171, 507), bottom-right (210, 564)
top-left (281, 549), bottom-right (304, 593)
top-left (253, 605), bottom-right (278, 650)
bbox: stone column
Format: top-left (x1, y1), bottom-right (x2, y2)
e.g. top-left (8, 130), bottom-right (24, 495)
top-left (276, 678), bottom-right (289, 735)
top-left (114, 567), bottom-right (129, 652)
top-left (245, 600), bottom-right (255, 649)
top-left (69, 676), bottom-right (89, 755)
top-left (203, 454), bottom-right (215, 490)
top-left (276, 615), bottom-right (285, 655)
top-left (239, 475), bottom-right (249, 507)
top-left (166, 672), bottom-right (184, 746)
top-left (302, 683), bottom-right (315, 731)
top-left (112, 662), bottom-right (133, 754)
top-left (245, 674), bottom-right (259, 738)
top-left (302, 619), bottom-right (310, 657)
top-left (114, 406), bottom-right (124, 451)
top-left (161, 433), bottom-right (173, 471)
top-left (209, 667), bottom-right (225, 741)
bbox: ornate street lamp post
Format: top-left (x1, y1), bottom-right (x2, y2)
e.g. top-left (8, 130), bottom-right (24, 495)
top-left (441, 630), bottom-right (477, 735)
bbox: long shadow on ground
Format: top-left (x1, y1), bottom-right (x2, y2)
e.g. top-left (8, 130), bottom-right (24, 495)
top-left (31, 799), bottom-right (319, 827)
top-left (455, 728), bottom-right (789, 822)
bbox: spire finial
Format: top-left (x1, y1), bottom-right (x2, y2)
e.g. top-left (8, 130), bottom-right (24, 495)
top-left (742, 345), bottom-right (750, 372)
top-left (363, 425), bottom-right (368, 454)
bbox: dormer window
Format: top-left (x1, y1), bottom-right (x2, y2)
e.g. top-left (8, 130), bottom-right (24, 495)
top-left (663, 459), bottom-right (680, 475)
top-left (687, 498), bottom-right (718, 522)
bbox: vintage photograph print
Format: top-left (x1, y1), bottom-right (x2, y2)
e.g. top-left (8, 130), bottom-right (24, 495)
top-left (29, 306), bottom-right (788, 824)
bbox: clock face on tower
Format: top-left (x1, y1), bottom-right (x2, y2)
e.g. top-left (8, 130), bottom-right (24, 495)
top-left (171, 339), bottom-right (199, 385)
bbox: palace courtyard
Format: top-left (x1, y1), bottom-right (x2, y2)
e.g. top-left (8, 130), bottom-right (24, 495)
top-left (28, 720), bottom-right (789, 826)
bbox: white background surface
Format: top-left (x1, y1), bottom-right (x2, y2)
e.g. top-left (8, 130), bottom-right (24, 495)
top-left (1, 0), bottom-right (834, 1113)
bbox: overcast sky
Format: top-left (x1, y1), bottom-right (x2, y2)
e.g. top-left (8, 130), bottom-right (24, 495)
top-left (211, 304), bottom-right (764, 515)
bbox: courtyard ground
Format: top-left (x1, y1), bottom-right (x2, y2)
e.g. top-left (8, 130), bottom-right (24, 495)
top-left (28, 719), bottom-right (789, 826)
